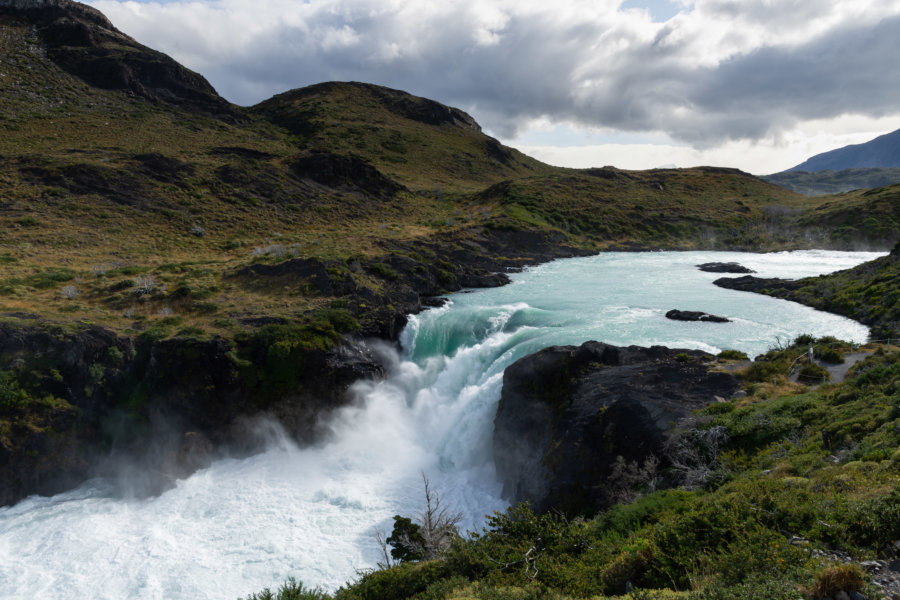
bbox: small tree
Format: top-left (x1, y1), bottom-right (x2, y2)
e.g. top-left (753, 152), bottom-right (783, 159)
top-left (382, 474), bottom-right (464, 563)
top-left (385, 516), bottom-right (425, 563)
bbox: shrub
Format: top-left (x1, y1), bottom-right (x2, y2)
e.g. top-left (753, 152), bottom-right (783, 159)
top-left (797, 363), bottom-right (829, 384)
top-left (368, 262), bottom-right (400, 281)
top-left (814, 345), bottom-right (844, 364)
top-left (0, 370), bottom-right (29, 409)
top-left (717, 350), bottom-right (748, 361)
top-left (333, 560), bottom-right (451, 600)
top-left (807, 564), bottom-right (865, 599)
top-left (741, 359), bottom-right (786, 382)
top-left (241, 577), bottom-right (329, 600)
top-left (793, 334), bottom-right (816, 346)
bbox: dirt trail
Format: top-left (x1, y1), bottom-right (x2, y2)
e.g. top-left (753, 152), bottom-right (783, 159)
top-left (792, 350), bottom-right (875, 386)
top-left (823, 351), bottom-right (874, 383)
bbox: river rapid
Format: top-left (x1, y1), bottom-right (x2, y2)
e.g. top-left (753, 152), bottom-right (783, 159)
top-left (0, 250), bottom-right (884, 599)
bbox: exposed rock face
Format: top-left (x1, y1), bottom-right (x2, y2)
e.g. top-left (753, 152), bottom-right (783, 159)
top-left (665, 309), bottom-right (731, 323)
top-left (493, 341), bottom-right (739, 515)
top-left (712, 275), bottom-right (805, 294)
top-left (232, 228), bottom-right (591, 340)
top-left (0, 321), bottom-right (383, 506)
top-left (291, 152), bottom-right (406, 198)
top-left (696, 262), bottom-right (756, 274)
top-left (0, 0), bottom-right (232, 115)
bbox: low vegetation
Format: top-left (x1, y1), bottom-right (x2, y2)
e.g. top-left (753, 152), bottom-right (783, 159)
top-left (241, 339), bottom-right (899, 600)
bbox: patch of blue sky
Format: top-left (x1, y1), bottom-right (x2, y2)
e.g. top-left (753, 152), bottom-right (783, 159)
top-left (619, 0), bottom-right (686, 22)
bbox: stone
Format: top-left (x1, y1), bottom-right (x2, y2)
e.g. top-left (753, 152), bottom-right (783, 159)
top-left (696, 261), bottom-right (756, 273)
top-left (665, 309), bottom-right (731, 323)
top-left (493, 341), bottom-right (739, 513)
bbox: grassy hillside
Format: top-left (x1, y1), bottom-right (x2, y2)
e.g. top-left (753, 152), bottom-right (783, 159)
top-left (255, 82), bottom-right (551, 193)
top-left (481, 167), bottom-right (805, 249)
top-left (794, 184), bottom-right (900, 250)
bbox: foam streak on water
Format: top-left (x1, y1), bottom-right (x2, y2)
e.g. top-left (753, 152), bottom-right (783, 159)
top-left (0, 250), bottom-right (883, 598)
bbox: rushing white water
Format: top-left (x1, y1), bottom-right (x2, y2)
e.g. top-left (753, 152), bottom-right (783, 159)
top-left (0, 250), bottom-right (884, 599)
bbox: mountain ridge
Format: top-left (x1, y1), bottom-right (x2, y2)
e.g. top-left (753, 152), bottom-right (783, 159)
top-left (788, 127), bottom-right (900, 172)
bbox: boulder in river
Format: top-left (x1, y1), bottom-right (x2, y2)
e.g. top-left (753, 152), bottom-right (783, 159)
top-left (493, 341), bottom-right (740, 515)
top-left (665, 309), bottom-right (731, 323)
top-left (696, 262), bottom-right (755, 273)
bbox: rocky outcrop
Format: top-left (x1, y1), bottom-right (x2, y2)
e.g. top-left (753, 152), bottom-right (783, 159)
top-left (0, 0), bottom-right (233, 115)
top-left (232, 228), bottom-right (591, 340)
top-left (696, 262), bottom-right (755, 273)
top-left (493, 341), bottom-right (739, 515)
top-left (0, 319), bottom-right (383, 506)
top-left (291, 152), bottom-right (406, 198)
top-left (712, 275), bottom-right (805, 294)
top-left (665, 309), bottom-right (731, 323)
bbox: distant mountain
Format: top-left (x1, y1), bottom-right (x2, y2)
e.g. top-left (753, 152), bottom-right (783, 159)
top-left (788, 128), bottom-right (900, 172)
top-left (762, 128), bottom-right (900, 195)
top-left (762, 167), bottom-right (900, 196)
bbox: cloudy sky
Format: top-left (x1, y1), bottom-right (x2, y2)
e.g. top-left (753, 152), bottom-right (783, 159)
top-left (86, 0), bottom-right (900, 174)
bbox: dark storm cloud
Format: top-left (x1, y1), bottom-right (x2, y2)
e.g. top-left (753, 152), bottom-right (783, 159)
top-left (88, 0), bottom-right (900, 145)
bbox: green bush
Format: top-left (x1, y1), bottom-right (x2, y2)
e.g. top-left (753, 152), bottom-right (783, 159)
top-left (717, 350), bottom-right (749, 361)
top-left (333, 561), bottom-right (451, 600)
top-left (368, 262), bottom-right (400, 281)
top-left (814, 345), bottom-right (844, 364)
top-left (793, 334), bottom-right (815, 346)
top-left (797, 363), bottom-right (829, 384)
top-left (0, 370), bottom-right (29, 409)
top-left (240, 577), bottom-right (329, 600)
top-left (742, 359), bottom-right (786, 382)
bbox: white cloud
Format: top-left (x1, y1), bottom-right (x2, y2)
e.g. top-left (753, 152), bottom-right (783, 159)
top-left (510, 113), bottom-right (900, 173)
top-left (86, 0), bottom-right (900, 173)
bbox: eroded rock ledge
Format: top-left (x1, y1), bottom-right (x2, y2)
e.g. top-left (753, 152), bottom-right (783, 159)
top-left (0, 320), bottom-right (382, 506)
top-left (493, 341), bottom-right (739, 515)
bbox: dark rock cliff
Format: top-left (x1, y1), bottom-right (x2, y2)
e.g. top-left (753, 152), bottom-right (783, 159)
top-left (0, 0), bottom-right (233, 115)
top-left (0, 319), bottom-right (382, 506)
top-left (493, 341), bottom-right (739, 515)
